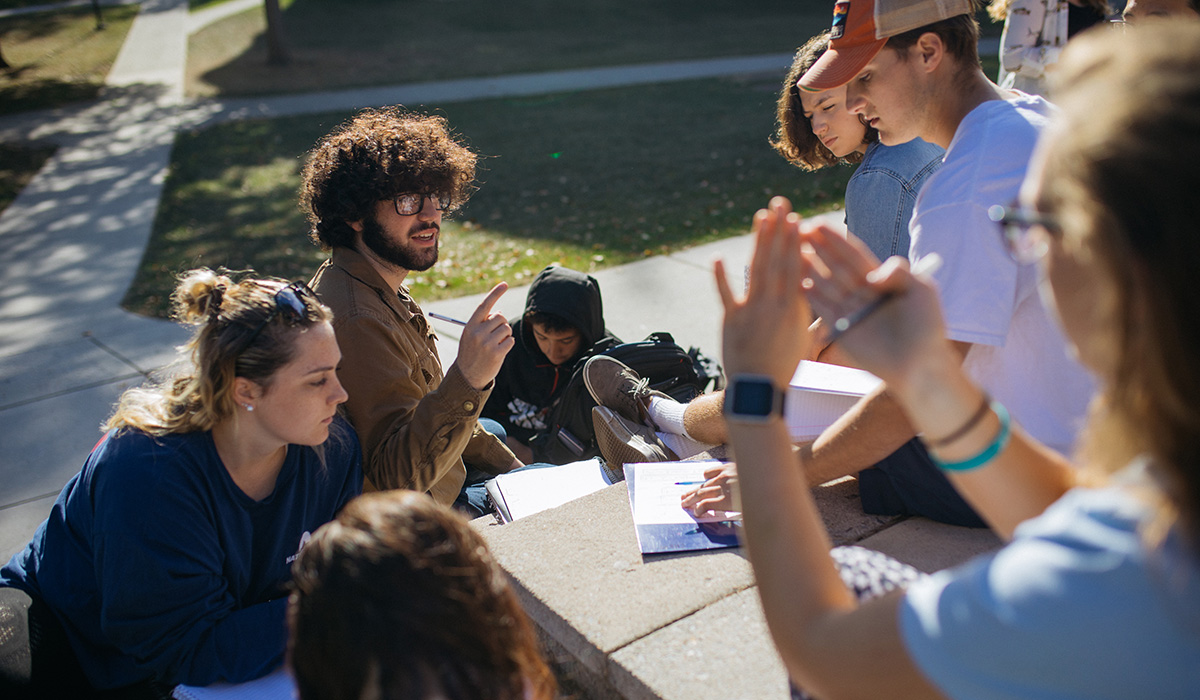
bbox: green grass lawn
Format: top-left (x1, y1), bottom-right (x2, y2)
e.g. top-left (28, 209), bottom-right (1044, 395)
top-left (126, 74), bottom-right (854, 317)
top-left (0, 3), bottom-right (138, 115)
top-left (187, 0), bottom-right (830, 98)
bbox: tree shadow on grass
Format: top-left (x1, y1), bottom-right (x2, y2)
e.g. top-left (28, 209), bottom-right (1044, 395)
top-left (0, 78), bottom-right (101, 116)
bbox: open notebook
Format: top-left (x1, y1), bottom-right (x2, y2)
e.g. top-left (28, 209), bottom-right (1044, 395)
top-left (485, 458), bottom-right (614, 523)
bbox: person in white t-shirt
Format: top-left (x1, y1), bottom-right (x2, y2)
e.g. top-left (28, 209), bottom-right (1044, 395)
top-left (672, 0), bottom-right (1094, 526)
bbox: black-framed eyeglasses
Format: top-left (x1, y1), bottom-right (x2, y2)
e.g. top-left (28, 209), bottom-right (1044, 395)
top-left (392, 192), bottom-right (452, 216)
top-left (987, 203), bottom-right (1061, 264)
top-left (241, 281), bottom-right (318, 354)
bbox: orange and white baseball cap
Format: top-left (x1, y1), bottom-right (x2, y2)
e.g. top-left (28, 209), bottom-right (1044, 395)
top-left (798, 0), bottom-right (975, 91)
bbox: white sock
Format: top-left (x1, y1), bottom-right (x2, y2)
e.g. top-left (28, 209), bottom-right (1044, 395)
top-left (647, 395), bottom-right (689, 435)
top-left (658, 431), bottom-right (712, 460)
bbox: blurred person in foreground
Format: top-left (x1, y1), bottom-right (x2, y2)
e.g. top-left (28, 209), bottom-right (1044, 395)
top-left (288, 491), bottom-right (556, 700)
top-left (715, 22), bottom-right (1200, 699)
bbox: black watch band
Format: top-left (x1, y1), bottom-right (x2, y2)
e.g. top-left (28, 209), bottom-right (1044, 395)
top-left (724, 374), bottom-right (786, 423)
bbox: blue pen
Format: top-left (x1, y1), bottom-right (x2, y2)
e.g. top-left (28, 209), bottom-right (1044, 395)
top-left (674, 480), bottom-right (706, 486)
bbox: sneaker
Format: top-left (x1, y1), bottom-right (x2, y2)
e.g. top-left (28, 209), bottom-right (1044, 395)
top-left (592, 406), bottom-right (678, 479)
top-left (582, 355), bottom-right (673, 428)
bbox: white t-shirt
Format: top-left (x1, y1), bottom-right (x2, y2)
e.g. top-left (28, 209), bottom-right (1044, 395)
top-left (908, 93), bottom-right (1094, 454)
top-left (901, 460), bottom-right (1200, 699)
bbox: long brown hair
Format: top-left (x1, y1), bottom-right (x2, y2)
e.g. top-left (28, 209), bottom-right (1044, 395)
top-left (288, 491), bottom-right (557, 700)
top-left (772, 32), bottom-right (876, 171)
top-left (105, 268), bottom-right (331, 435)
top-left (1044, 24), bottom-right (1200, 546)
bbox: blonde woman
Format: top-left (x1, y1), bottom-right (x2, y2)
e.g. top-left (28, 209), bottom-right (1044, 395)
top-left (989, 0), bottom-right (1109, 94)
top-left (0, 270), bottom-right (361, 697)
top-left (715, 23), bottom-right (1200, 699)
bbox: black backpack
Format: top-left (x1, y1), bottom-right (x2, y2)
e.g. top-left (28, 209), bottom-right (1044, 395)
top-left (530, 332), bottom-right (724, 464)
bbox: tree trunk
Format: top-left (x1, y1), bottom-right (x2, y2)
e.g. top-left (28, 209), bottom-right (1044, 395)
top-left (92, 0), bottom-right (106, 30)
top-left (264, 0), bottom-right (289, 66)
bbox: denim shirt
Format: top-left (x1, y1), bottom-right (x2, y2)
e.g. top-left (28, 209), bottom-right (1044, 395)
top-left (844, 139), bottom-right (944, 261)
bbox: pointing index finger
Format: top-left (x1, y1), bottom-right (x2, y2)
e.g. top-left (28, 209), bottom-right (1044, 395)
top-left (469, 282), bottom-right (509, 324)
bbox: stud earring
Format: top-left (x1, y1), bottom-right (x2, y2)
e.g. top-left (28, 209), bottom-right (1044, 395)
top-left (242, 403), bottom-right (254, 412)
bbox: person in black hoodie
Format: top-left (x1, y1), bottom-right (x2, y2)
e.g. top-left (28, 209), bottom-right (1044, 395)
top-left (483, 265), bottom-right (619, 463)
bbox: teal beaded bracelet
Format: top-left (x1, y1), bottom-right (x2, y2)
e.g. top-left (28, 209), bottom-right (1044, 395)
top-left (930, 400), bottom-right (1011, 472)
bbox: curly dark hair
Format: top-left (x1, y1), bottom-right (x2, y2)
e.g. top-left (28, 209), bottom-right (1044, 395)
top-left (771, 32), bottom-right (877, 171)
top-left (300, 108), bottom-right (478, 251)
top-left (288, 491), bottom-right (557, 700)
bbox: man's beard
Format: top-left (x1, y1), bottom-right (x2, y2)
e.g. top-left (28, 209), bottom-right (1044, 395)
top-left (360, 214), bottom-right (439, 272)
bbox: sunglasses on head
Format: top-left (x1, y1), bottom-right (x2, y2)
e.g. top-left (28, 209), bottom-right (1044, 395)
top-left (239, 281), bottom-right (318, 354)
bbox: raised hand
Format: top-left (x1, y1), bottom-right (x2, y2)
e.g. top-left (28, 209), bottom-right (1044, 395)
top-left (455, 283), bottom-right (515, 390)
top-left (713, 197), bottom-right (814, 387)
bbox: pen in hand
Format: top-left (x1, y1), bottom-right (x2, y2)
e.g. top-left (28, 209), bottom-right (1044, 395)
top-left (823, 254), bottom-right (943, 345)
top-left (428, 312), bottom-right (467, 327)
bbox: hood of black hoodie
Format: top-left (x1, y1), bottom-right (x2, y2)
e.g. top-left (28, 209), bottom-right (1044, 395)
top-left (517, 265), bottom-right (608, 363)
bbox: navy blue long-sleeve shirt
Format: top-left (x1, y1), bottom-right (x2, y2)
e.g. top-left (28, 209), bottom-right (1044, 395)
top-left (1, 417), bottom-right (362, 689)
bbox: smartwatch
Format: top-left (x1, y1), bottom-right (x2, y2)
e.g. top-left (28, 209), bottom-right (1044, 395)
top-left (724, 374), bottom-right (786, 423)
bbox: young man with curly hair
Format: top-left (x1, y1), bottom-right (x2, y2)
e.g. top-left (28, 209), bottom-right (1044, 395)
top-left (302, 108), bottom-right (522, 517)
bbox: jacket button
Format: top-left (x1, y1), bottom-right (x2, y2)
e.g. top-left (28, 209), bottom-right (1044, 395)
top-left (463, 401), bottom-right (475, 412)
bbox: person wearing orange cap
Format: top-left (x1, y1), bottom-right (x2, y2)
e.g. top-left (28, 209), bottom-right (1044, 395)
top-left (680, 0), bottom-right (1095, 529)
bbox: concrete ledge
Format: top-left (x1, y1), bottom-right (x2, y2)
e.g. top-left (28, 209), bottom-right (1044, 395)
top-left (858, 516), bottom-right (1002, 574)
top-left (810, 476), bottom-right (902, 545)
top-left (611, 587), bottom-right (789, 700)
top-left (474, 484), bottom-right (754, 679)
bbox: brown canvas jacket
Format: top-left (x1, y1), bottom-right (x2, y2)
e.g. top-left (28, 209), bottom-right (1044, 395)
top-left (311, 247), bottom-right (515, 505)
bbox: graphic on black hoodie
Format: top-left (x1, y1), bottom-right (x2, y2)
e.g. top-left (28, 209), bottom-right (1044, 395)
top-left (482, 265), bottom-right (619, 448)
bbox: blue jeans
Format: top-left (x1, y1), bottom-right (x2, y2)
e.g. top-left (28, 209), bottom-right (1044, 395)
top-left (453, 419), bottom-right (555, 518)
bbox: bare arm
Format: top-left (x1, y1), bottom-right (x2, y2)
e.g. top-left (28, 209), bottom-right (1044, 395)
top-left (715, 198), bottom-right (946, 698)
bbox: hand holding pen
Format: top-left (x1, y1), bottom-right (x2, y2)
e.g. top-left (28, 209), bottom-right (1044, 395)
top-left (799, 223), bottom-right (948, 386)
